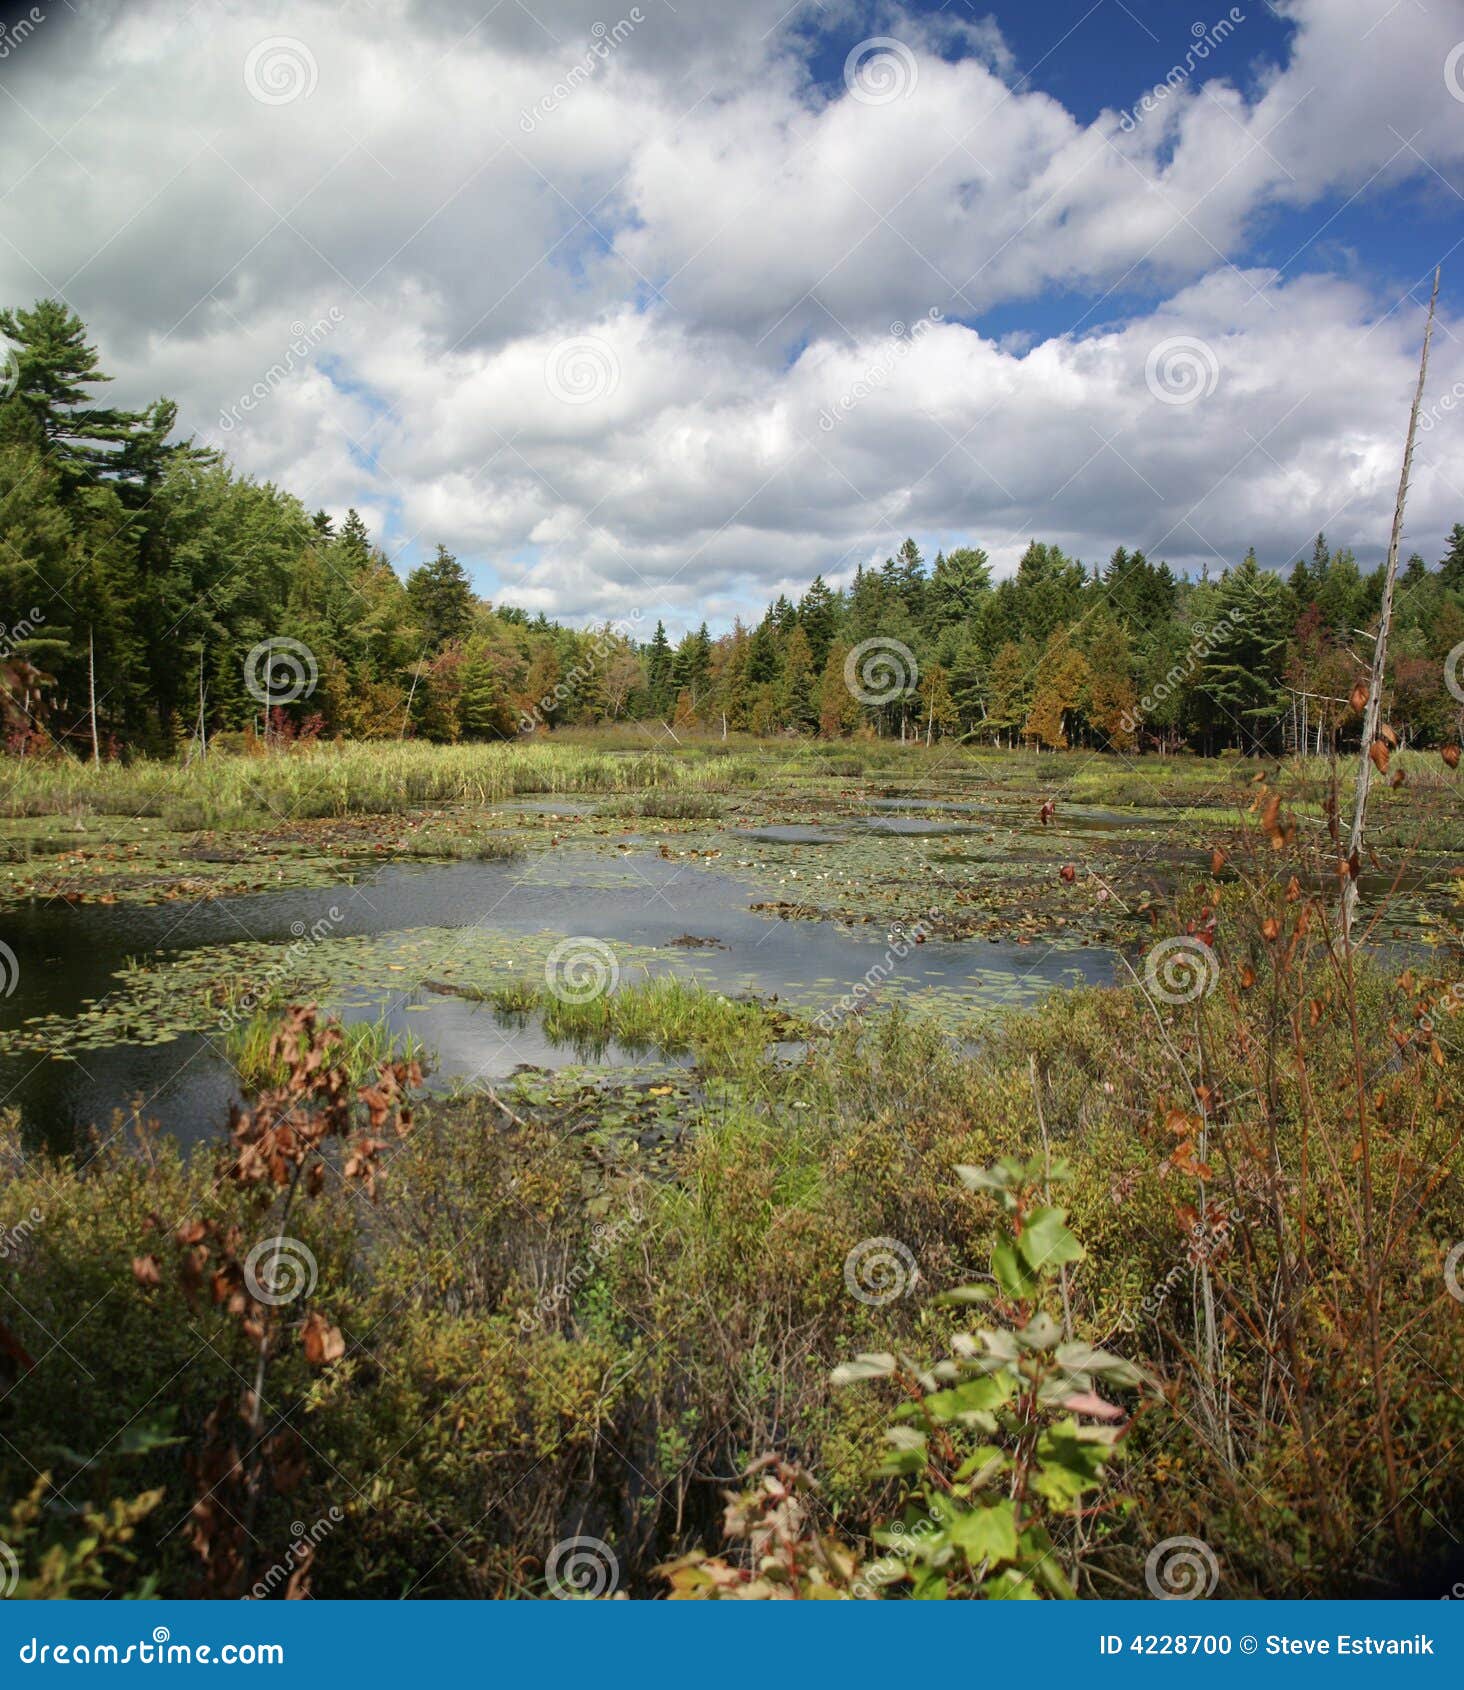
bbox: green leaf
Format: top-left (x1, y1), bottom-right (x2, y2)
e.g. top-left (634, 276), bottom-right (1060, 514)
top-left (1021, 1524), bottom-right (1076, 1600)
top-left (947, 1499), bottom-right (1019, 1568)
top-left (883, 1426), bottom-right (927, 1451)
top-left (831, 1352), bottom-right (896, 1386)
top-left (1055, 1342), bottom-right (1146, 1387)
top-left (981, 1567), bottom-right (1042, 1599)
top-left (953, 1445), bottom-right (1008, 1489)
top-left (921, 1375), bottom-right (1015, 1424)
top-left (991, 1236), bottom-right (1038, 1300)
top-left (875, 1447), bottom-right (928, 1477)
top-left (1017, 1310), bottom-right (1063, 1350)
top-left (934, 1283), bottom-right (994, 1305)
top-left (1016, 1207), bottom-right (1085, 1274)
top-left (955, 1163), bottom-right (1011, 1193)
top-left (1031, 1420), bottom-right (1110, 1509)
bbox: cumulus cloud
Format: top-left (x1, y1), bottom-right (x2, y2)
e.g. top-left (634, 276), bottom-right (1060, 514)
top-left (0, 0), bottom-right (1460, 625)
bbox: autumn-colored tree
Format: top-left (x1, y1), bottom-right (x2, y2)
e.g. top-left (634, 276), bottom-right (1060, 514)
top-left (818, 640), bottom-right (860, 737)
top-left (984, 641), bottom-right (1031, 746)
top-left (917, 660), bottom-right (959, 743)
top-left (1080, 612), bottom-right (1137, 751)
top-left (1025, 631), bottom-right (1090, 749)
top-left (672, 687), bottom-right (697, 732)
top-left (518, 645), bottom-right (563, 727)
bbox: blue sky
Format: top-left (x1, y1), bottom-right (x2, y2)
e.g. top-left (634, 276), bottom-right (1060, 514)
top-left (5, 0), bottom-right (1464, 632)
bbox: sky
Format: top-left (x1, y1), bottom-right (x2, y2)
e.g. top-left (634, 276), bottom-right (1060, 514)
top-left (2, 0), bottom-right (1464, 635)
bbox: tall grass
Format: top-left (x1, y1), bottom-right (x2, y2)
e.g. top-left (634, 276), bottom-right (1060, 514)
top-left (0, 740), bottom-right (770, 828)
top-left (223, 1010), bottom-right (431, 1091)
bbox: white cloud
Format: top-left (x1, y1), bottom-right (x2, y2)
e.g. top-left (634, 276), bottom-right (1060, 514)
top-left (0, 0), bottom-right (1460, 625)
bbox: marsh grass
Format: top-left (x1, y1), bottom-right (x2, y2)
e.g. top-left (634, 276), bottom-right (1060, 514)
top-left (223, 1011), bottom-right (431, 1092)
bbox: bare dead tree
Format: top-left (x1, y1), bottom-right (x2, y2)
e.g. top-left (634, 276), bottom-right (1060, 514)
top-left (1342, 266), bottom-right (1439, 943)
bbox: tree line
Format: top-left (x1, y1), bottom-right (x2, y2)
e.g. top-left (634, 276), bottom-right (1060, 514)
top-left (1, 298), bottom-right (1461, 757)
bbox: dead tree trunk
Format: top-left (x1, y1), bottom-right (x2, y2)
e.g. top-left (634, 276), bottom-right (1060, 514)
top-left (1342, 267), bottom-right (1439, 944)
top-left (88, 626), bottom-right (100, 766)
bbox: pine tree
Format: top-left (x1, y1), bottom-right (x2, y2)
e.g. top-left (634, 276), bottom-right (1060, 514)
top-left (797, 575), bottom-right (839, 668)
top-left (926, 545), bottom-right (990, 627)
top-left (949, 641), bottom-right (986, 731)
top-left (779, 624), bottom-right (817, 731)
top-left (1199, 550), bottom-right (1291, 751)
top-left (892, 537), bottom-right (926, 619)
top-left (406, 545), bottom-right (476, 652)
top-left (459, 654), bottom-right (514, 739)
top-left (1439, 522), bottom-right (1464, 592)
top-left (0, 298), bottom-right (188, 494)
top-left (645, 621), bottom-right (675, 713)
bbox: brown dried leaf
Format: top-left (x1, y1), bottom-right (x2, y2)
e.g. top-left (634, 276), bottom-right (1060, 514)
top-left (301, 1312), bottom-right (345, 1367)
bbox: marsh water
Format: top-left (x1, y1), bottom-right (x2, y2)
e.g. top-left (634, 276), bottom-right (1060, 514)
top-left (0, 846), bottom-right (1112, 1150)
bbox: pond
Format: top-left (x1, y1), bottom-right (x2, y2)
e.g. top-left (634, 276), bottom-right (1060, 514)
top-left (0, 847), bottom-right (1113, 1151)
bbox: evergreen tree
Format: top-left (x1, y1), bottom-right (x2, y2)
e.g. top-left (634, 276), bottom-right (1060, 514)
top-left (1439, 522), bottom-right (1464, 592)
top-left (0, 298), bottom-right (189, 495)
top-left (797, 575), bottom-right (839, 668)
top-left (406, 545), bottom-right (476, 652)
top-left (926, 545), bottom-right (990, 627)
top-left (645, 620), bottom-right (675, 713)
top-left (1199, 550), bottom-right (1291, 751)
top-left (779, 624), bottom-right (817, 731)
